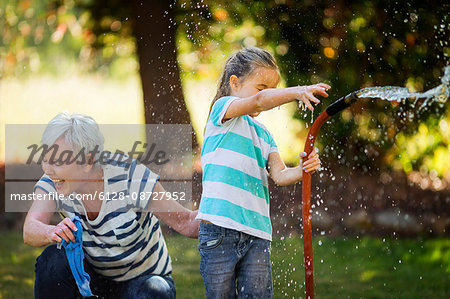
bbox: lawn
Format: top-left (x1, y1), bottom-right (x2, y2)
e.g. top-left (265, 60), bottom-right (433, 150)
top-left (0, 231), bottom-right (449, 298)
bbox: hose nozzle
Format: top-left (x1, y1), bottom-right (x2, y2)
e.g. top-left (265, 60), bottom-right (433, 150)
top-left (325, 91), bottom-right (359, 116)
top-left (344, 91), bottom-right (359, 104)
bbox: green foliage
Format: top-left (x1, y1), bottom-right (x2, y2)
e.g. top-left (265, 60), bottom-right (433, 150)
top-left (176, 0), bottom-right (450, 176)
top-left (0, 0), bottom-right (136, 78)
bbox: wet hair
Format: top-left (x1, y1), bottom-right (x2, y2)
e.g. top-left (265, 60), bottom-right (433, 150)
top-left (209, 47), bottom-right (279, 117)
top-left (41, 111), bottom-right (105, 166)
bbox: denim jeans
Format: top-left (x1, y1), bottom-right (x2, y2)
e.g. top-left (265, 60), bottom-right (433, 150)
top-left (198, 222), bottom-right (273, 299)
top-left (34, 244), bottom-right (176, 299)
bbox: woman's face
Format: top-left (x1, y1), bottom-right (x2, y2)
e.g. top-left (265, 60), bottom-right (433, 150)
top-left (41, 136), bottom-right (92, 196)
top-left (230, 66), bottom-right (280, 117)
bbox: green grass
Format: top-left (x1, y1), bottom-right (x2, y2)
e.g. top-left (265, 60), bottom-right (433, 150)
top-left (270, 237), bottom-right (450, 298)
top-left (0, 231), bottom-right (43, 299)
top-left (1, 231), bottom-right (449, 298)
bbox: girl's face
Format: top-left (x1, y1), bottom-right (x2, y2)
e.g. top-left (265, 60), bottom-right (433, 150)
top-left (41, 137), bottom-right (93, 196)
top-left (230, 67), bottom-right (280, 117)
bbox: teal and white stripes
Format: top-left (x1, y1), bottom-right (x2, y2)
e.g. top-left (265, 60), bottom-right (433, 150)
top-left (197, 96), bottom-right (278, 241)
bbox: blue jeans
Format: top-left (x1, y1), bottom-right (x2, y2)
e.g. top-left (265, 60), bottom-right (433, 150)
top-left (34, 244), bottom-right (176, 299)
top-left (198, 222), bottom-right (273, 299)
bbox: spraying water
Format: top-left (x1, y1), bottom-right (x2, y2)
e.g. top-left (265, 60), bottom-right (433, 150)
top-left (298, 66), bottom-right (449, 125)
top-left (353, 66), bottom-right (449, 109)
top-left (298, 99), bottom-right (316, 124)
top-left (299, 65), bottom-right (449, 299)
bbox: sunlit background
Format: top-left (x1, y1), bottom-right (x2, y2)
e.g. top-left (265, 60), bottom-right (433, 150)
top-left (2, 1), bottom-right (448, 180)
top-left (0, 1), bottom-right (306, 165)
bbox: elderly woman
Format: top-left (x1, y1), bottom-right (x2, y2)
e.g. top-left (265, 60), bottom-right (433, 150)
top-left (23, 112), bottom-right (199, 299)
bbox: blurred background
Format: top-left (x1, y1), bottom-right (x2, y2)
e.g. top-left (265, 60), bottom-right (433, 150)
top-left (0, 0), bottom-right (449, 298)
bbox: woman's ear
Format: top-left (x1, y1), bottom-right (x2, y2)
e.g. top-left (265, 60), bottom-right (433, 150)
top-left (229, 75), bottom-right (240, 92)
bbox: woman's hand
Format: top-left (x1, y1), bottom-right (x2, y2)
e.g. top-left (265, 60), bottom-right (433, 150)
top-left (182, 210), bottom-right (200, 238)
top-left (301, 149), bottom-right (321, 173)
top-left (150, 182), bottom-right (200, 238)
top-left (295, 83), bottom-right (330, 111)
top-left (50, 217), bottom-right (78, 244)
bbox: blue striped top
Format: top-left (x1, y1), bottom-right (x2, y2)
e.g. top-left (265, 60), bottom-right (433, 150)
top-left (34, 156), bottom-right (172, 281)
top-left (196, 96), bottom-right (278, 240)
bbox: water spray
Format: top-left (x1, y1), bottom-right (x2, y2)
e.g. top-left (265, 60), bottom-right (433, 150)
top-left (300, 66), bottom-right (449, 299)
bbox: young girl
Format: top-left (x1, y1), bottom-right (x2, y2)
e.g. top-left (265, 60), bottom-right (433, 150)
top-left (196, 47), bottom-right (329, 298)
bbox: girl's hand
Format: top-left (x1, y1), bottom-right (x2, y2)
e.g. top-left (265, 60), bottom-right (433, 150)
top-left (300, 149), bottom-right (321, 173)
top-left (296, 83), bottom-right (331, 111)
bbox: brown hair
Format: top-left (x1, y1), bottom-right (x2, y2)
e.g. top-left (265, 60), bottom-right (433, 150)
top-left (208, 47), bottom-right (279, 118)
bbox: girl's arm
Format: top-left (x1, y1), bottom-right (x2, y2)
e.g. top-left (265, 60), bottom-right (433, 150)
top-left (224, 83), bottom-right (330, 120)
top-left (267, 150), bottom-right (321, 186)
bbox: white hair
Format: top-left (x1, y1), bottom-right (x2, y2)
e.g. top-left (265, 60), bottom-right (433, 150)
top-left (41, 111), bottom-right (105, 165)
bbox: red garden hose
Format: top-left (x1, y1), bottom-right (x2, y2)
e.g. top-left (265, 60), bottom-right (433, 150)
top-left (301, 92), bottom-right (358, 299)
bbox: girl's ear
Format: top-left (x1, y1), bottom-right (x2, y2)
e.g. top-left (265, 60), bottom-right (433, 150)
top-left (229, 75), bottom-right (240, 92)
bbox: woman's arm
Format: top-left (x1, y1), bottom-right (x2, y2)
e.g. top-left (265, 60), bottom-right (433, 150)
top-left (23, 188), bottom-right (78, 246)
top-left (224, 83), bottom-right (330, 120)
top-left (148, 182), bottom-right (200, 238)
top-left (267, 151), bottom-right (321, 186)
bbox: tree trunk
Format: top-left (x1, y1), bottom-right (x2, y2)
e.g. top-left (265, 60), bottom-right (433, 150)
top-left (130, 0), bottom-right (192, 127)
top-left (130, 0), bottom-right (199, 192)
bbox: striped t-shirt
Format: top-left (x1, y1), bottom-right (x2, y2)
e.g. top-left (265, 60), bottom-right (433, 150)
top-left (34, 156), bottom-right (172, 281)
top-left (196, 96), bottom-right (278, 241)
